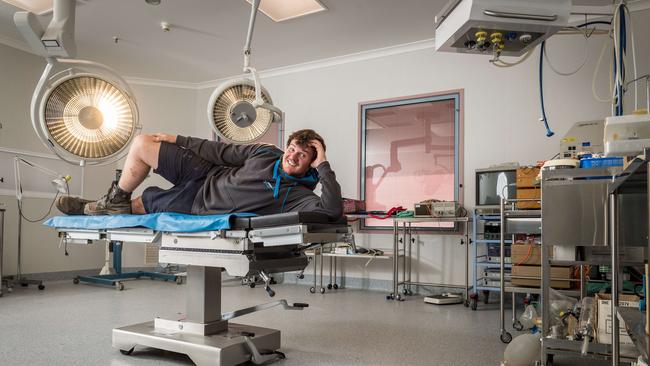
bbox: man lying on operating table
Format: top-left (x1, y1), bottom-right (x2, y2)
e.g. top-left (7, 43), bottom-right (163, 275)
top-left (56, 129), bottom-right (343, 221)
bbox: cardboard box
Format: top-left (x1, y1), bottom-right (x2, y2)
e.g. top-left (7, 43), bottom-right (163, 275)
top-left (510, 265), bottom-right (571, 288)
top-left (511, 244), bottom-right (553, 265)
top-left (596, 293), bottom-right (640, 345)
top-left (516, 188), bottom-right (541, 209)
top-left (516, 167), bottom-right (540, 188)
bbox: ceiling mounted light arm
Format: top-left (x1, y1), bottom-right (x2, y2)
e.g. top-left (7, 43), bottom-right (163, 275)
top-left (14, 0), bottom-right (76, 58)
top-left (243, 0), bottom-right (261, 71)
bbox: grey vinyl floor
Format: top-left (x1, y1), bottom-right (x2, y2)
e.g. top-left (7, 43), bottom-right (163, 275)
top-left (0, 279), bottom-right (612, 366)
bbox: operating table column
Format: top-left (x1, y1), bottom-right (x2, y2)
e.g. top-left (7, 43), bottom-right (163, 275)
top-left (186, 265), bottom-right (222, 324)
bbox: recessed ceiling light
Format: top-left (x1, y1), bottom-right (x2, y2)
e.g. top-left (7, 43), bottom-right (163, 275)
top-left (2, 0), bottom-right (53, 15)
top-left (246, 0), bottom-right (326, 22)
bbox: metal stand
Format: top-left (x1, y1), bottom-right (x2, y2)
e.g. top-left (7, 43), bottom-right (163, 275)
top-left (74, 241), bottom-right (180, 291)
top-left (6, 212), bottom-right (45, 291)
top-left (0, 208), bottom-right (5, 296)
top-left (388, 217), bottom-right (471, 303)
top-left (113, 265), bottom-right (306, 366)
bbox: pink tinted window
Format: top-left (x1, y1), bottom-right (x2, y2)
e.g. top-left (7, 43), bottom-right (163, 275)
top-left (361, 95), bottom-right (460, 230)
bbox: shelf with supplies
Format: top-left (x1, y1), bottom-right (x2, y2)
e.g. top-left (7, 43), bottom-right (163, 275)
top-left (304, 246), bottom-right (396, 295)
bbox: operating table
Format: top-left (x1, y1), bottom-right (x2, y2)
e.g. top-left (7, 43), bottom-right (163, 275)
top-left (46, 211), bottom-right (349, 365)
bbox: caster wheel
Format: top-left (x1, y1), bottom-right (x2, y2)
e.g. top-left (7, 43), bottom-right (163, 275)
top-left (403, 289), bottom-right (409, 295)
top-left (21, 283), bottom-right (28, 287)
top-left (482, 290), bottom-right (490, 304)
top-left (120, 347), bottom-right (134, 355)
top-left (333, 284), bottom-right (339, 290)
top-left (249, 283), bottom-right (256, 288)
top-left (327, 284), bottom-right (332, 290)
top-left (464, 300), bottom-right (469, 307)
top-left (319, 287), bottom-right (325, 294)
top-left (116, 282), bottom-right (124, 291)
top-left (176, 277), bottom-right (183, 285)
top-left (73, 277), bottom-right (80, 284)
top-left (513, 320), bottom-right (524, 331)
top-left (309, 287), bottom-right (316, 294)
top-left (395, 294), bottom-right (403, 301)
top-left (270, 278), bottom-right (277, 285)
top-left (297, 274), bottom-right (305, 279)
top-left (471, 299), bottom-right (478, 311)
top-left (38, 284), bottom-right (45, 290)
top-left (386, 294), bottom-right (394, 300)
top-left (500, 332), bottom-right (512, 344)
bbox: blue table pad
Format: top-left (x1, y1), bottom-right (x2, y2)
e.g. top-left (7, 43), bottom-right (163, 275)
top-left (44, 212), bottom-right (256, 233)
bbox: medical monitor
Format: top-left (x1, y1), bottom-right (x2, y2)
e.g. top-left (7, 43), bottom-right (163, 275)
top-left (475, 167), bottom-right (517, 208)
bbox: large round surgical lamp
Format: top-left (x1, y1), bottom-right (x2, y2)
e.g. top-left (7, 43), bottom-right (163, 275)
top-left (207, 0), bottom-right (283, 143)
top-left (14, 0), bottom-right (140, 166)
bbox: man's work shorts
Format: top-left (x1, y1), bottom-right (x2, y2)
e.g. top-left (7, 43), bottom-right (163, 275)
top-left (142, 141), bottom-right (213, 214)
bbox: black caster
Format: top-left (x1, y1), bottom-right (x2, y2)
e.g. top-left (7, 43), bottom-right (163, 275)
top-left (463, 300), bottom-right (469, 307)
top-left (176, 276), bottom-right (183, 285)
top-left (500, 331), bottom-right (512, 344)
top-left (471, 299), bottom-right (478, 310)
top-left (297, 274), bottom-right (305, 279)
top-left (309, 287), bottom-right (316, 294)
top-left (249, 283), bottom-right (256, 288)
top-left (265, 287), bottom-right (275, 297)
top-left (38, 284), bottom-right (45, 290)
top-left (513, 320), bottom-right (524, 331)
top-left (386, 294), bottom-right (394, 300)
top-left (270, 278), bottom-right (277, 285)
top-left (115, 282), bottom-right (124, 291)
top-left (482, 290), bottom-right (490, 304)
top-left (319, 287), bottom-right (325, 294)
top-left (333, 284), bottom-right (339, 290)
top-left (73, 277), bottom-right (80, 284)
top-left (327, 284), bottom-right (332, 290)
top-left (120, 347), bottom-right (134, 355)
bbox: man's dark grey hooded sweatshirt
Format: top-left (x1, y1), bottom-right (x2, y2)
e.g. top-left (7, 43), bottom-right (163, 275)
top-left (176, 135), bottom-right (343, 220)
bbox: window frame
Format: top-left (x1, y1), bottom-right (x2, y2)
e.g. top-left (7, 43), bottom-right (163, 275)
top-left (358, 89), bottom-right (464, 233)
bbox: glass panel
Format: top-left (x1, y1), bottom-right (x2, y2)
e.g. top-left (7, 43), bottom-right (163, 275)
top-left (362, 97), bottom-right (458, 230)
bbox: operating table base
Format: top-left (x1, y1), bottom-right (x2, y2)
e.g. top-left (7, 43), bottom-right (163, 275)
top-left (113, 321), bottom-right (282, 366)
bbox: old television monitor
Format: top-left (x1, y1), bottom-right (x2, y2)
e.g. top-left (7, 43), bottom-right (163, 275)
top-left (475, 167), bottom-right (517, 208)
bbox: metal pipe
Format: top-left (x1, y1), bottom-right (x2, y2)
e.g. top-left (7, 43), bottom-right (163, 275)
top-left (402, 222), bottom-right (407, 295)
top-left (393, 220), bottom-right (398, 300)
top-left (610, 193), bottom-right (620, 366)
top-left (242, 0), bottom-right (261, 70)
top-left (465, 220), bottom-right (470, 301)
top-left (500, 198), bottom-right (505, 335)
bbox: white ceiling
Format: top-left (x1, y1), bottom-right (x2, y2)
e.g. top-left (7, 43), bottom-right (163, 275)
top-left (0, 0), bottom-right (448, 83)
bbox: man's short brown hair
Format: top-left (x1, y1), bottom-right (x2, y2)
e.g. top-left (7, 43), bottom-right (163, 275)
top-left (286, 129), bottom-right (326, 152)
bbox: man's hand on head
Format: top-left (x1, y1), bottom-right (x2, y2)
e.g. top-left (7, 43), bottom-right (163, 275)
top-left (310, 139), bottom-right (327, 168)
top-left (152, 133), bottom-right (177, 144)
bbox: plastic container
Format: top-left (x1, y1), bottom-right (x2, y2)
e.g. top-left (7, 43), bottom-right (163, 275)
top-left (579, 157), bottom-right (624, 168)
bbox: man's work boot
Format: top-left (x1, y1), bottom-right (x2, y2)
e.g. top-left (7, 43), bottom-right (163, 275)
top-left (56, 196), bottom-right (94, 215)
top-left (84, 182), bottom-right (132, 215)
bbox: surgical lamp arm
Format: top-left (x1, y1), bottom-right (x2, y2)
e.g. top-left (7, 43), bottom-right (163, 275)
top-left (243, 0), bottom-right (261, 71)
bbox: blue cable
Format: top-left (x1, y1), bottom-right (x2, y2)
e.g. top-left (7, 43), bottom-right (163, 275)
top-left (539, 41), bottom-right (554, 137)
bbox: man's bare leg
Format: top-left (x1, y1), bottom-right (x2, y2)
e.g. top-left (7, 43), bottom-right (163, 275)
top-left (119, 135), bottom-right (162, 192)
top-left (131, 196), bottom-right (146, 214)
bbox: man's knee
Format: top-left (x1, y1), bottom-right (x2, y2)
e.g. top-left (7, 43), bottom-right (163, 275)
top-left (131, 134), bottom-right (157, 153)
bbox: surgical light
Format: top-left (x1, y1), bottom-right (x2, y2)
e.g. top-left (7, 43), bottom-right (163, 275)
top-left (208, 0), bottom-right (283, 144)
top-left (14, 0), bottom-right (140, 166)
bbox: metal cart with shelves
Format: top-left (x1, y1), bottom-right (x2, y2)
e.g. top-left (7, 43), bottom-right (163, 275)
top-left (537, 159), bottom-right (649, 365)
top-left (498, 201), bottom-right (542, 344)
top-left (471, 210), bottom-right (513, 310)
